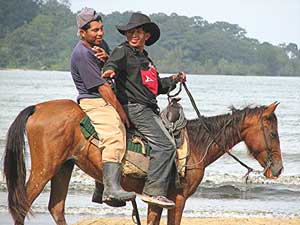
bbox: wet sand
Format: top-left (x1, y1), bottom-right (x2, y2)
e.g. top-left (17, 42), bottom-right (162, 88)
top-left (72, 217), bottom-right (300, 225)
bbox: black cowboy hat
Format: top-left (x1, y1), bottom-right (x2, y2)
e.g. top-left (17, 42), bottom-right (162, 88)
top-left (116, 12), bottom-right (160, 46)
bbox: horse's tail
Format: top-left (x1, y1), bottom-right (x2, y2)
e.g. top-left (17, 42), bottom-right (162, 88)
top-left (4, 105), bottom-right (36, 223)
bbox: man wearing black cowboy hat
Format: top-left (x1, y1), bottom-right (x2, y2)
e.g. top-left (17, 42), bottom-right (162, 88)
top-left (102, 12), bottom-right (186, 208)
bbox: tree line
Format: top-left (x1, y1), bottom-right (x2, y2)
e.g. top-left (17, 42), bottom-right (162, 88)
top-left (0, 0), bottom-right (299, 76)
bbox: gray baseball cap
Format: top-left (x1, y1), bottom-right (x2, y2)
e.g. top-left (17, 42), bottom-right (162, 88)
top-left (76, 7), bottom-right (102, 29)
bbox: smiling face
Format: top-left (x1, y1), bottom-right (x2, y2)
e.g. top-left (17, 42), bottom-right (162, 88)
top-left (125, 26), bottom-right (151, 51)
top-left (80, 20), bottom-right (104, 48)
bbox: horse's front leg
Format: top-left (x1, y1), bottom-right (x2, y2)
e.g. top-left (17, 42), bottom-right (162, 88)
top-left (167, 194), bottom-right (187, 225)
top-left (147, 204), bottom-right (163, 225)
top-left (48, 160), bottom-right (74, 225)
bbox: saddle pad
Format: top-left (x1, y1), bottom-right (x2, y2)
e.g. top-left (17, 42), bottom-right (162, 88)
top-left (80, 115), bottom-right (99, 140)
top-left (122, 129), bottom-right (189, 178)
top-left (127, 137), bottom-right (151, 156)
top-left (122, 151), bottom-right (149, 178)
top-left (176, 128), bottom-right (189, 177)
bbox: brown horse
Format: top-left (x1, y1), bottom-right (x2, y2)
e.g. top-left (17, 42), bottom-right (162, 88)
top-left (4, 100), bottom-right (283, 225)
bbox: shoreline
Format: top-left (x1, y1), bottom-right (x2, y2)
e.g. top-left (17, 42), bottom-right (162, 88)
top-left (72, 217), bottom-right (300, 225)
top-left (1, 69), bottom-right (300, 77)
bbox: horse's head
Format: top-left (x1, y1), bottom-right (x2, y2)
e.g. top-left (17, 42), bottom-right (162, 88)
top-left (242, 102), bottom-right (283, 179)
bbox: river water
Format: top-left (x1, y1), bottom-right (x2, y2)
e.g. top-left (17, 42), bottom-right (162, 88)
top-left (0, 70), bottom-right (299, 224)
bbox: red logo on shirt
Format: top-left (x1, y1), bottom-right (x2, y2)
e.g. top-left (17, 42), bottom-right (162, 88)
top-left (140, 65), bottom-right (158, 96)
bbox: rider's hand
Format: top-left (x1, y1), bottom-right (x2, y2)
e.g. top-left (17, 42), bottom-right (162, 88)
top-left (101, 70), bottom-right (116, 78)
top-left (92, 46), bottom-right (109, 62)
top-left (118, 109), bottom-right (130, 128)
top-left (172, 72), bottom-right (186, 83)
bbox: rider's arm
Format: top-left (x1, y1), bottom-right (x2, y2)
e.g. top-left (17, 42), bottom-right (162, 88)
top-left (103, 45), bottom-right (126, 76)
top-left (157, 76), bottom-right (176, 95)
top-left (98, 83), bottom-right (130, 128)
top-left (157, 72), bottom-right (186, 95)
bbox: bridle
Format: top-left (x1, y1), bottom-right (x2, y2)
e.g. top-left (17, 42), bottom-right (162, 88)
top-left (227, 113), bottom-right (274, 181)
top-left (170, 81), bottom-right (274, 182)
top-left (259, 114), bottom-right (274, 174)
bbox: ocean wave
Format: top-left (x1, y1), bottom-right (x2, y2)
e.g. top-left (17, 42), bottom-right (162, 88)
top-left (0, 205), bottom-right (139, 217)
top-left (202, 172), bottom-right (300, 186)
top-left (1, 168), bottom-right (300, 192)
top-left (1, 205), bottom-right (299, 219)
top-left (196, 172), bottom-right (300, 200)
top-left (194, 184), bottom-right (300, 201)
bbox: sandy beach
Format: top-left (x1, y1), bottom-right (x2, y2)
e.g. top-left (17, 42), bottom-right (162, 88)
top-left (72, 217), bottom-right (300, 225)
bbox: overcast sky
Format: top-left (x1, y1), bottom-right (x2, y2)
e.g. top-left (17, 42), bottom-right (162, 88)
top-left (69, 0), bottom-right (300, 47)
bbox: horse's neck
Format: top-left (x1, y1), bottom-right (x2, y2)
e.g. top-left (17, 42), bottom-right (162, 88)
top-left (188, 113), bottom-right (243, 167)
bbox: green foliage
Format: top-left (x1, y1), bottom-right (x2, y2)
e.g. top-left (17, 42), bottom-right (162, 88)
top-left (0, 0), bottom-right (299, 76)
top-left (0, 0), bottom-right (76, 70)
top-left (0, 0), bottom-right (41, 38)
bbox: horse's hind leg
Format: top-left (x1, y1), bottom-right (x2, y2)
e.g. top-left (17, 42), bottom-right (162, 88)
top-left (24, 168), bottom-right (55, 224)
top-left (48, 160), bottom-right (74, 225)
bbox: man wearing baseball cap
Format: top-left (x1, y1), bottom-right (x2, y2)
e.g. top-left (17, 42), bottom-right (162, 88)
top-left (102, 12), bottom-right (186, 208)
top-left (70, 7), bottom-right (136, 206)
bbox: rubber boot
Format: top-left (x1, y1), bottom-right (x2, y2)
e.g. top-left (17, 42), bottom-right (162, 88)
top-left (92, 181), bottom-right (126, 207)
top-left (102, 162), bottom-right (136, 204)
top-left (92, 181), bottom-right (104, 204)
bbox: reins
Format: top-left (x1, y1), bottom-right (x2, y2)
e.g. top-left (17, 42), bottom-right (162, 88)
top-left (169, 80), bottom-right (263, 181)
top-left (259, 114), bottom-right (273, 174)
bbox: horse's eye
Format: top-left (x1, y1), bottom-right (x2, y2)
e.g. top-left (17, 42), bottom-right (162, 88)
top-left (270, 131), bottom-right (278, 139)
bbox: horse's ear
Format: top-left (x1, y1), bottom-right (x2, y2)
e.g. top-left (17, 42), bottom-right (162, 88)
top-left (263, 101), bottom-right (280, 116)
top-left (173, 97), bottom-right (181, 103)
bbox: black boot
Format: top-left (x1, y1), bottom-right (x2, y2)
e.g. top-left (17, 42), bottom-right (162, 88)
top-left (92, 181), bottom-right (104, 204)
top-left (102, 162), bottom-right (136, 204)
top-left (92, 181), bottom-right (126, 207)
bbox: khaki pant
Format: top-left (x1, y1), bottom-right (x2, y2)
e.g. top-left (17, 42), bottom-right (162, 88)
top-left (79, 98), bottom-right (126, 163)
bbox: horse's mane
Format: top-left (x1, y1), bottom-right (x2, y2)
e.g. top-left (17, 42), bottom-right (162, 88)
top-left (186, 105), bottom-right (266, 151)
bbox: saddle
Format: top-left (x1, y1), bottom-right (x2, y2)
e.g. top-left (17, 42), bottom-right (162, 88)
top-left (80, 98), bottom-right (189, 179)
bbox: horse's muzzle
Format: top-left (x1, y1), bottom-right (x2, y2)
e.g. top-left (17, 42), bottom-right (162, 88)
top-left (264, 160), bottom-right (283, 178)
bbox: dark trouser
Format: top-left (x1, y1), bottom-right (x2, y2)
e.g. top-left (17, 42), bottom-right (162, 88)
top-left (123, 103), bottom-right (176, 196)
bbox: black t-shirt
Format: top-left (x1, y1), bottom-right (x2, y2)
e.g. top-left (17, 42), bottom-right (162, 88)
top-left (104, 42), bottom-right (175, 108)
